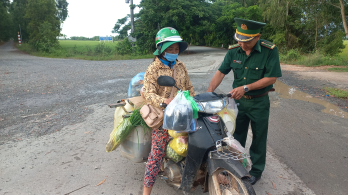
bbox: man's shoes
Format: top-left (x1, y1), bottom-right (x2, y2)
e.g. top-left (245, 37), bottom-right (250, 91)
top-left (248, 175), bottom-right (261, 185)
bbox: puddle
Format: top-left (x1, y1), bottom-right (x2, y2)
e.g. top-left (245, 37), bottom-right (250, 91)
top-left (274, 80), bottom-right (347, 119)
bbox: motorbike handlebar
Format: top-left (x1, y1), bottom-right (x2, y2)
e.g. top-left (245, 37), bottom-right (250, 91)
top-left (160, 103), bottom-right (167, 108)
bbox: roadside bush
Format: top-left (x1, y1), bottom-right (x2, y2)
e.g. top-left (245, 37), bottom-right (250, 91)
top-left (31, 21), bottom-right (59, 53)
top-left (296, 52), bottom-right (348, 66)
top-left (318, 31), bottom-right (345, 56)
top-left (280, 49), bottom-right (301, 62)
top-left (115, 38), bottom-right (132, 55)
top-left (86, 45), bottom-right (92, 56)
top-left (94, 43), bottom-right (112, 56)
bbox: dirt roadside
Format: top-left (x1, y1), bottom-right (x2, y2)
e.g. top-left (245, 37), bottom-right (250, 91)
top-left (279, 64), bottom-right (348, 112)
top-left (281, 64), bottom-right (348, 89)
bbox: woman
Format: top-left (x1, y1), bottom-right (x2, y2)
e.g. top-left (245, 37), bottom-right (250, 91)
top-left (142, 27), bottom-right (195, 195)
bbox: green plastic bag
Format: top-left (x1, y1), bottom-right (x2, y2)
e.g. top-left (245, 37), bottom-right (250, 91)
top-left (182, 90), bottom-right (199, 119)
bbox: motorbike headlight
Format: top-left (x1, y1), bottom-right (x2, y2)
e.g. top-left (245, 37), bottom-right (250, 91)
top-left (196, 99), bottom-right (227, 114)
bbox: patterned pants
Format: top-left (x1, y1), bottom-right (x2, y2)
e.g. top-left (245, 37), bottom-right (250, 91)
top-left (144, 128), bottom-right (169, 187)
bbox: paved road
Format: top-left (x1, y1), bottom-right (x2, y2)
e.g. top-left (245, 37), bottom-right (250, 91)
top-left (0, 40), bottom-right (347, 195)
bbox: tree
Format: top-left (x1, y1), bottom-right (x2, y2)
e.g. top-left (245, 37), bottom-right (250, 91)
top-left (56, 0), bottom-right (68, 22)
top-left (0, 0), bottom-right (13, 41)
top-left (332, 0), bottom-right (348, 39)
top-left (10, 0), bottom-right (29, 42)
top-left (25, 0), bottom-right (61, 51)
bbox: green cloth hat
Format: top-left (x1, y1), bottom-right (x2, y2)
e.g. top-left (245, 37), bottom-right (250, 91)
top-left (153, 27), bottom-right (188, 55)
top-left (234, 18), bottom-right (266, 42)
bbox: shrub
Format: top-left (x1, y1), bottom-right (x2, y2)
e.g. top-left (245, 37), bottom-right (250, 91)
top-left (94, 43), bottom-right (112, 56)
top-left (31, 21), bottom-right (59, 53)
top-left (115, 39), bottom-right (133, 55)
top-left (281, 49), bottom-right (301, 62)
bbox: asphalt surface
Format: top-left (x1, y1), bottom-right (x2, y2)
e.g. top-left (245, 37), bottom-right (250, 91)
top-left (1, 40), bottom-right (347, 195)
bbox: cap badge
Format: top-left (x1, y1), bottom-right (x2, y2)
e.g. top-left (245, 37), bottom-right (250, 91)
top-left (241, 24), bottom-right (248, 30)
top-left (171, 29), bottom-right (177, 34)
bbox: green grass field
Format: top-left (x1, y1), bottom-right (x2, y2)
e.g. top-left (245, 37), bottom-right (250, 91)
top-left (17, 40), bottom-right (153, 61)
top-left (59, 40), bottom-right (118, 53)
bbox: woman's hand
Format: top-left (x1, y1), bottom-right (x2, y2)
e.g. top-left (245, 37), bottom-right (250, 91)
top-left (163, 97), bottom-right (174, 105)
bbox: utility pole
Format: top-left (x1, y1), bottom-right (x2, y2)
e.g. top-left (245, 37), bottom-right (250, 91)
top-left (125, 0), bottom-right (134, 34)
top-left (125, 0), bottom-right (136, 44)
top-left (130, 0), bottom-right (134, 34)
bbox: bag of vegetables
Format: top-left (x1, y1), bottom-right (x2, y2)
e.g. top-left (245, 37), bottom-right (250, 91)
top-left (168, 130), bottom-right (188, 138)
top-left (165, 145), bottom-right (184, 163)
top-left (106, 107), bottom-right (149, 152)
top-left (169, 136), bottom-right (188, 157)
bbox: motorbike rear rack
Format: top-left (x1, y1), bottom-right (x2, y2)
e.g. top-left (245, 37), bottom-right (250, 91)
top-left (210, 139), bottom-right (250, 161)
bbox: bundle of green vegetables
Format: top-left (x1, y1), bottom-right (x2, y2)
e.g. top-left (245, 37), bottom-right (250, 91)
top-left (106, 107), bottom-right (150, 152)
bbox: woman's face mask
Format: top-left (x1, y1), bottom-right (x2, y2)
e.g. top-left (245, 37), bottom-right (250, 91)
top-left (163, 43), bottom-right (180, 61)
top-left (164, 52), bottom-right (179, 61)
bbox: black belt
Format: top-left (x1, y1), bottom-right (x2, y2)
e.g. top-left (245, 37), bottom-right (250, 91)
top-left (243, 88), bottom-right (275, 99)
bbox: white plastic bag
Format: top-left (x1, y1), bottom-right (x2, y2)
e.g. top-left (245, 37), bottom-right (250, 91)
top-left (163, 91), bottom-right (193, 131)
top-left (223, 136), bottom-right (252, 171)
top-left (218, 98), bottom-right (238, 136)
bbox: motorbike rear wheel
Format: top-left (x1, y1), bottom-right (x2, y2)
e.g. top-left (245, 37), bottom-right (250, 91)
top-left (208, 168), bottom-right (256, 195)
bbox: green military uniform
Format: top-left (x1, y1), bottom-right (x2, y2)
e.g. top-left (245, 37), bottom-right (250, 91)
top-left (218, 18), bottom-right (282, 178)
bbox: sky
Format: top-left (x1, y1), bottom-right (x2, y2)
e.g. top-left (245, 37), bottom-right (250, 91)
top-left (60, 0), bottom-right (141, 38)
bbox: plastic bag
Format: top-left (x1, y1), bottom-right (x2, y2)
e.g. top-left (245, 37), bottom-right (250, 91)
top-left (218, 98), bottom-right (238, 136)
top-left (128, 72), bottom-right (145, 98)
top-left (183, 91), bottom-right (199, 119)
top-left (165, 144), bottom-right (184, 163)
top-left (223, 136), bottom-right (252, 171)
top-left (163, 91), bottom-right (193, 131)
top-left (169, 136), bottom-right (188, 157)
top-left (106, 118), bottom-right (135, 152)
top-left (106, 106), bottom-right (149, 152)
top-left (168, 130), bottom-right (188, 138)
top-left (113, 101), bottom-right (134, 129)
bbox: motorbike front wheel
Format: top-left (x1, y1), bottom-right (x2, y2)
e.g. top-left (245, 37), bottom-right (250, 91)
top-left (208, 168), bottom-right (256, 195)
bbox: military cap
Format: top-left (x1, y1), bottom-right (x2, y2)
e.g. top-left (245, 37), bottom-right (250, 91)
top-left (234, 18), bottom-right (266, 42)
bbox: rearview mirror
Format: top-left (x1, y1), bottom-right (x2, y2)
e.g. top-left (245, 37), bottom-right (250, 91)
top-left (157, 76), bottom-right (175, 87)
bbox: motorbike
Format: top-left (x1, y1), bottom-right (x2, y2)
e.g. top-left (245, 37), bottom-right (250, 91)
top-left (113, 76), bottom-right (256, 195)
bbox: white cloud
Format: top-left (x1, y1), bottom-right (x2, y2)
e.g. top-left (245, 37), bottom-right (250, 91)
top-left (60, 0), bottom-right (140, 38)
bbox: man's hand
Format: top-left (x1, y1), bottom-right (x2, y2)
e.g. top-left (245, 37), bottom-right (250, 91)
top-left (163, 97), bottom-right (174, 105)
top-left (207, 70), bottom-right (225, 92)
top-left (230, 86), bottom-right (245, 100)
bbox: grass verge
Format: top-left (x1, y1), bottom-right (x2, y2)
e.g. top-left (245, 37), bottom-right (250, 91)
top-left (325, 87), bottom-right (348, 99)
top-left (327, 67), bottom-right (348, 72)
top-left (280, 43), bottom-right (348, 72)
top-left (17, 40), bottom-right (153, 61)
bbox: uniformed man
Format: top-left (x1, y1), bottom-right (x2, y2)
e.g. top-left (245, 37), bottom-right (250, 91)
top-left (207, 18), bottom-right (282, 185)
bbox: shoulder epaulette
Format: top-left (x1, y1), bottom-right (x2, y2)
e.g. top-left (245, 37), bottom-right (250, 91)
top-left (261, 41), bottom-right (276, 49)
top-left (228, 44), bottom-right (240, 50)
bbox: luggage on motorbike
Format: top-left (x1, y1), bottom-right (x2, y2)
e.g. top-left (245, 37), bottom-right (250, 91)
top-left (128, 72), bottom-right (145, 98)
top-left (169, 136), bottom-right (188, 157)
top-left (217, 98), bottom-right (238, 136)
top-left (183, 91), bottom-right (199, 119)
top-left (106, 96), bottom-right (152, 162)
top-left (165, 144), bottom-right (184, 163)
top-left (163, 91), bottom-right (193, 131)
top-left (168, 130), bottom-right (188, 138)
top-left (223, 136), bottom-right (252, 171)
top-left (120, 125), bottom-right (152, 163)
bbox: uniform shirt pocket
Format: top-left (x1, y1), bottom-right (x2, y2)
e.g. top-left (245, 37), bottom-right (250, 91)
top-left (249, 63), bottom-right (265, 80)
top-left (232, 64), bottom-right (244, 79)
